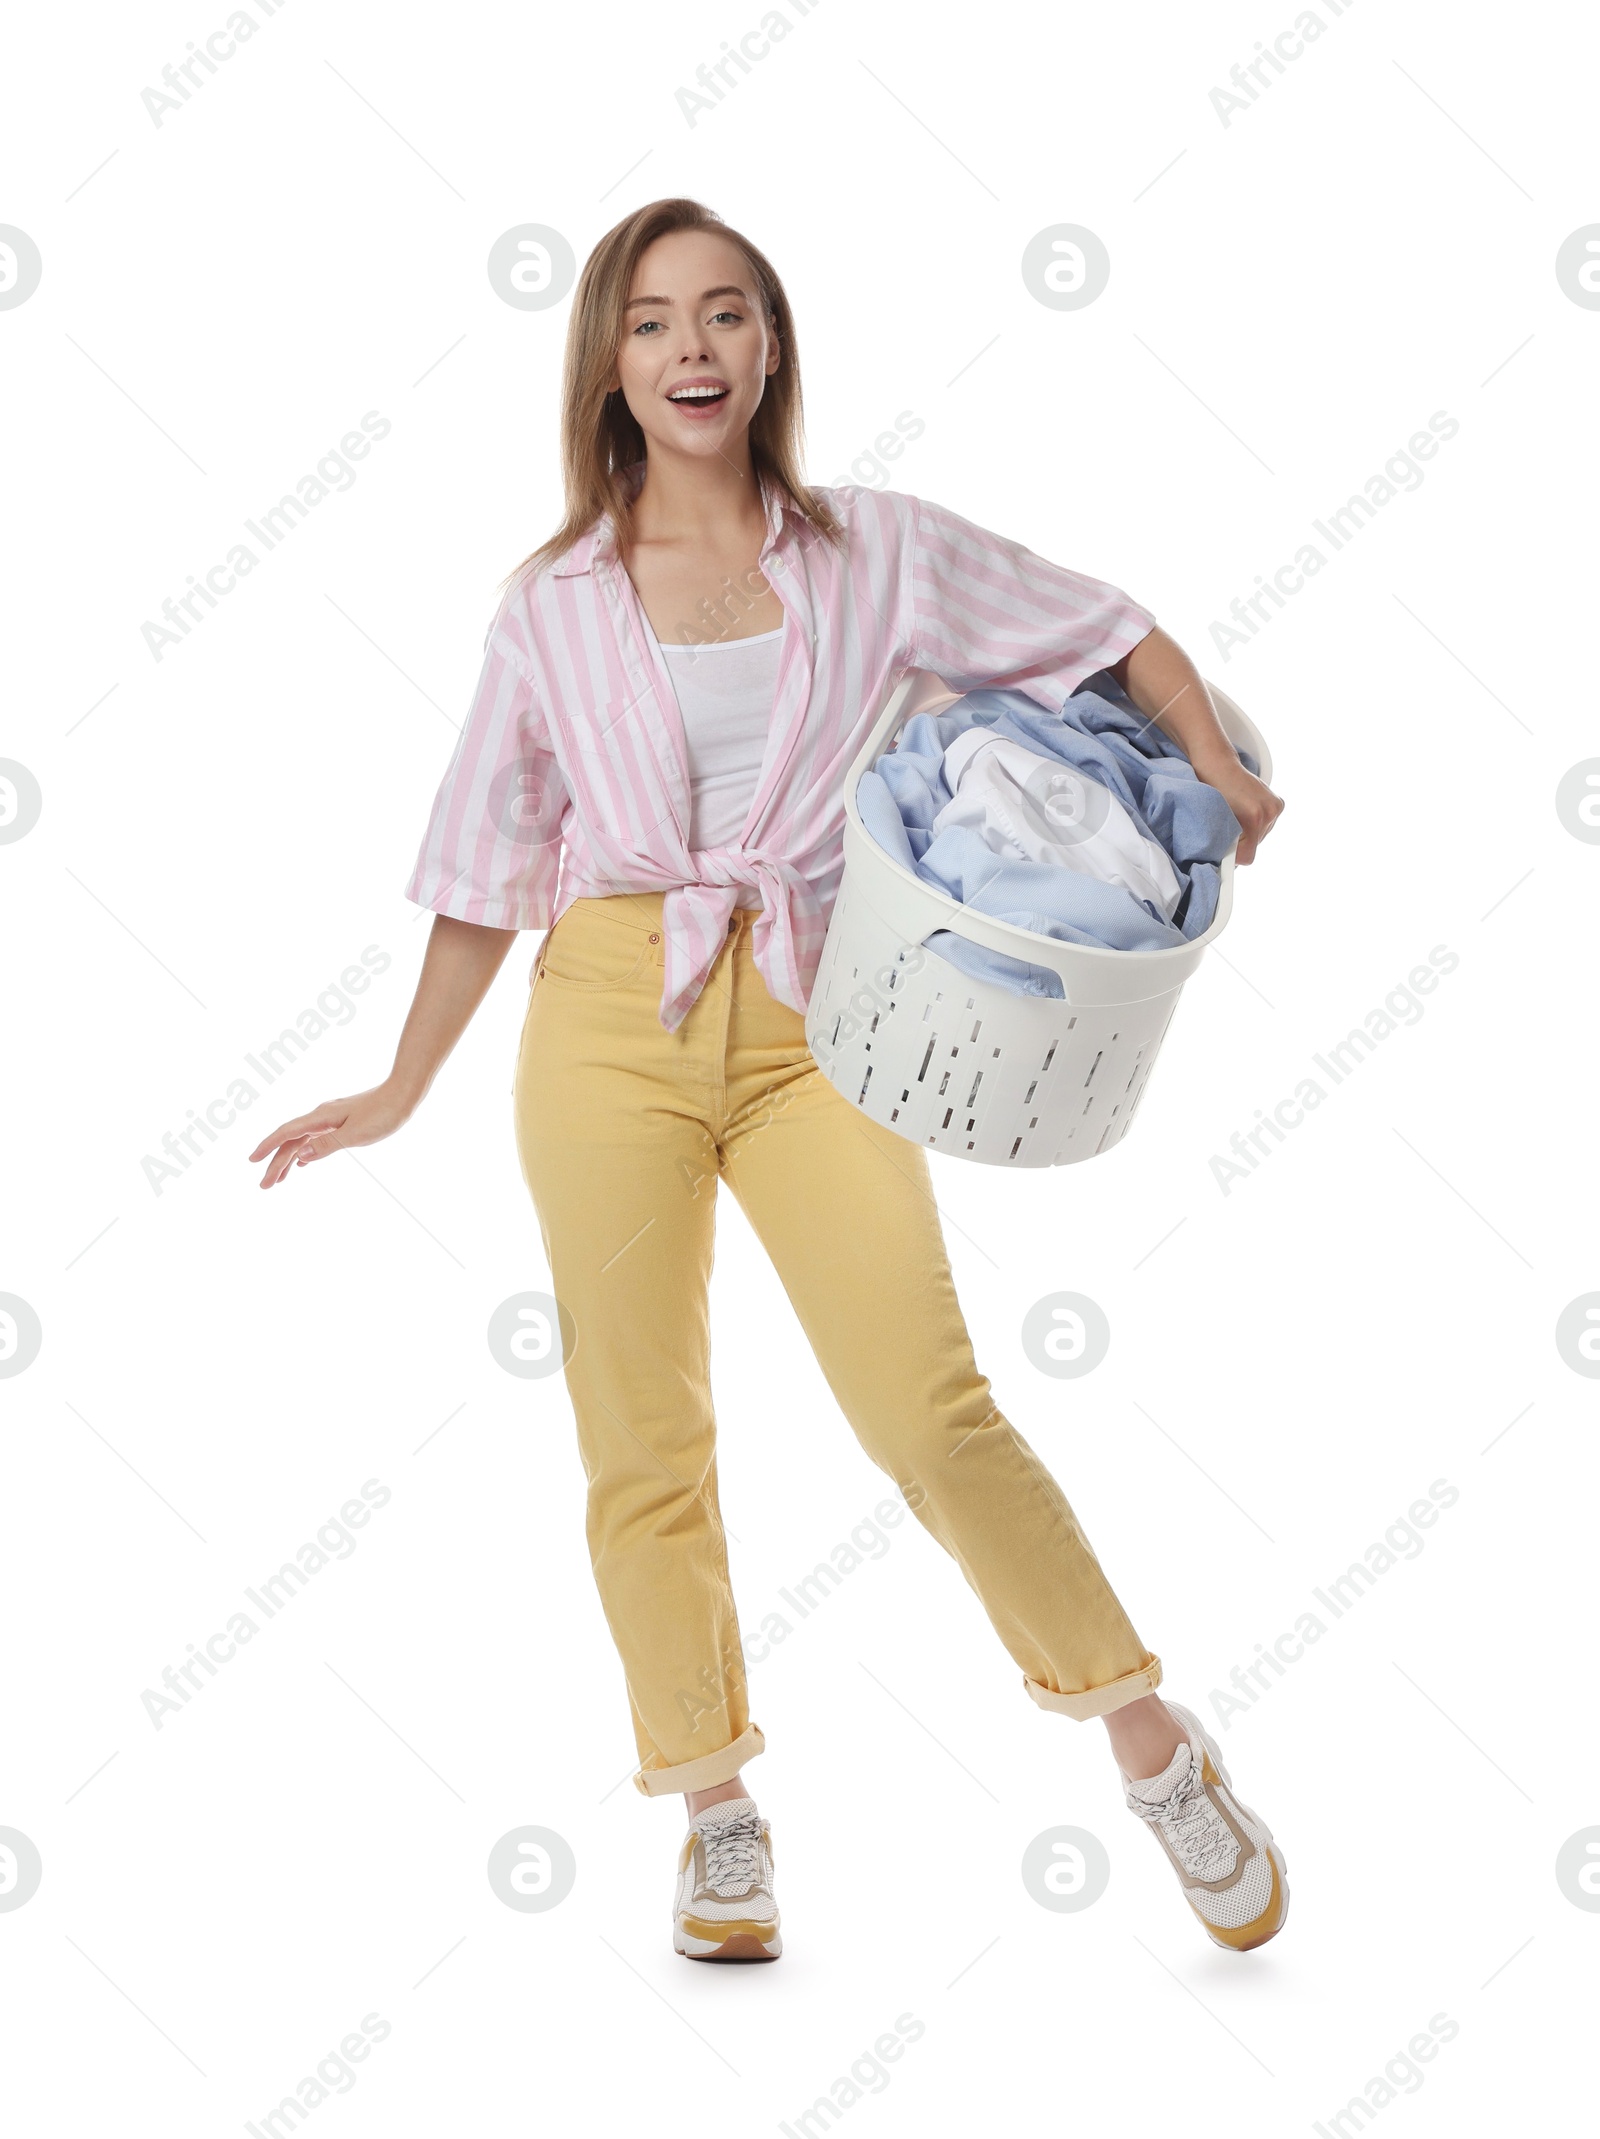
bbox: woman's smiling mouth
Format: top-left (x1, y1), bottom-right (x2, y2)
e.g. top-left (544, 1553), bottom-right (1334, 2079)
top-left (667, 378), bottom-right (732, 416)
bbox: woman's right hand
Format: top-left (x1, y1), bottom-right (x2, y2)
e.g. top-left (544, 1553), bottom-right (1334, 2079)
top-left (247, 1078), bottom-right (419, 1189)
top-left (248, 913), bottom-right (523, 1191)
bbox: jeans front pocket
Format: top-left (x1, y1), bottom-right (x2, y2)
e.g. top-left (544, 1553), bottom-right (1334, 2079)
top-left (536, 906), bottom-right (655, 992)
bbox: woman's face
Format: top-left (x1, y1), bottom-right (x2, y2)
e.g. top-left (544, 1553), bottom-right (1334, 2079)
top-left (610, 228), bottom-right (780, 464)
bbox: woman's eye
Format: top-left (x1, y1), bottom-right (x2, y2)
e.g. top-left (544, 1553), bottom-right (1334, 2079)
top-left (631, 309), bottom-right (740, 337)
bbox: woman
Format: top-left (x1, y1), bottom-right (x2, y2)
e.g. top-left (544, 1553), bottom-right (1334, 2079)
top-left (250, 198), bottom-right (1288, 1962)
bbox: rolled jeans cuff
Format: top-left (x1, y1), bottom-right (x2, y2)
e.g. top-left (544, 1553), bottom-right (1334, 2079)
top-left (632, 1721), bottom-right (767, 1798)
top-left (1022, 1657), bottom-right (1163, 1721)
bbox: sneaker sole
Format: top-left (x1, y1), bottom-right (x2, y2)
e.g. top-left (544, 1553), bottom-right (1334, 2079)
top-left (674, 1925), bottom-right (782, 1962)
top-left (1166, 1702), bottom-right (1291, 1953)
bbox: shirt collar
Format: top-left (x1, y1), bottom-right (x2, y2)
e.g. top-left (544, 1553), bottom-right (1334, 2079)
top-left (549, 458), bottom-right (796, 577)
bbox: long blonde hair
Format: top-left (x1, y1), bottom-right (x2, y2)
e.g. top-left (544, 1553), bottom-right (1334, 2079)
top-left (502, 198), bottom-right (846, 589)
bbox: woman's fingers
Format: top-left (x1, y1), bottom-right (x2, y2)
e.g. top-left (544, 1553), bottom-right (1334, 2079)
top-left (247, 1110), bottom-right (344, 1163)
top-left (1233, 789), bottom-right (1284, 867)
top-left (247, 1088), bottom-right (414, 1186)
top-left (248, 1107), bottom-right (349, 1187)
top-left (256, 1140), bottom-right (299, 1189)
top-left (260, 1134), bottom-right (322, 1188)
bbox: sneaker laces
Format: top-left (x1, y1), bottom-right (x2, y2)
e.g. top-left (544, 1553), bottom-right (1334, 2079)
top-left (700, 1811), bottom-right (765, 1896)
top-left (1128, 1754), bottom-right (1239, 1881)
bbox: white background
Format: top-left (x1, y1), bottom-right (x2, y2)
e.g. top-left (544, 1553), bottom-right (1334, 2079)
top-left (3, 0), bottom-right (1596, 2132)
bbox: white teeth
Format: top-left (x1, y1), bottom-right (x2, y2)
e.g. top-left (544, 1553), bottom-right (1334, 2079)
top-left (670, 386), bottom-right (726, 400)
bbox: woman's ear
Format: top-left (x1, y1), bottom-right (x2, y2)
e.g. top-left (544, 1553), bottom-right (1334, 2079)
top-left (765, 336), bottom-right (782, 378)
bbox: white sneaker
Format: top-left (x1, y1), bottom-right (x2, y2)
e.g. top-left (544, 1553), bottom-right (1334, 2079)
top-left (672, 1797), bottom-right (782, 1962)
top-left (1120, 1701), bottom-right (1289, 1951)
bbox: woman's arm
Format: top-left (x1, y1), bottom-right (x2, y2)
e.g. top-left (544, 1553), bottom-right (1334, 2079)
top-left (247, 914), bottom-right (521, 1188)
top-left (1106, 626), bottom-right (1285, 865)
top-left (900, 496), bottom-right (1283, 863)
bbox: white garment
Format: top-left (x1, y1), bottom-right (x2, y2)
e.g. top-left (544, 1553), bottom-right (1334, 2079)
top-left (655, 628), bottom-right (782, 906)
top-left (931, 727), bottom-right (1183, 919)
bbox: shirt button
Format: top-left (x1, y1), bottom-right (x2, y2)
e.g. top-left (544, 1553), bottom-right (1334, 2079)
top-left (648, 932), bottom-right (660, 943)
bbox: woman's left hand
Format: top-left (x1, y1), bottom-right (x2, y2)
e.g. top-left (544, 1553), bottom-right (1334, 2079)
top-left (1191, 747), bottom-right (1285, 866)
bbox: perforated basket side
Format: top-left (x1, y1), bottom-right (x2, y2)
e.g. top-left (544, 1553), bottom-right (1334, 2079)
top-left (805, 862), bottom-right (1188, 1166)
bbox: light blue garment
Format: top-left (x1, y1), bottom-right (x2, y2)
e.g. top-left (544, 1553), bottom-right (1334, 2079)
top-left (855, 675), bottom-right (1257, 997)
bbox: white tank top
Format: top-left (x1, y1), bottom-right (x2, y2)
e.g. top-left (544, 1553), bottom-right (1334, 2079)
top-left (653, 627), bottom-right (783, 899)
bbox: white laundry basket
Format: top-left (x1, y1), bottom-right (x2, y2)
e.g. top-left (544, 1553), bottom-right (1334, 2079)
top-left (804, 671), bottom-right (1272, 1168)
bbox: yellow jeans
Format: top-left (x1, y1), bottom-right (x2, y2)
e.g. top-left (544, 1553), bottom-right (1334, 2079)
top-left (512, 892), bottom-right (1161, 1797)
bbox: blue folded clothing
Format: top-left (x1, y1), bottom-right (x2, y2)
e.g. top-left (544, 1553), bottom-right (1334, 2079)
top-left (855, 674), bottom-right (1258, 998)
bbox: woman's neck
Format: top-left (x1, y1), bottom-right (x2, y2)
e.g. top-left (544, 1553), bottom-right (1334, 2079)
top-left (628, 442), bottom-right (768, 555)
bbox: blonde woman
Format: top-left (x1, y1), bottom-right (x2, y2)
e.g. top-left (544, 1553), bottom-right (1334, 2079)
top-left (251, 199), bottom-right (1288, 1961)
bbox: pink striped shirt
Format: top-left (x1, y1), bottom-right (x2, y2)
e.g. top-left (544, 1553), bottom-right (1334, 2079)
top-left (403, 462), bottom-right (1157, 1031)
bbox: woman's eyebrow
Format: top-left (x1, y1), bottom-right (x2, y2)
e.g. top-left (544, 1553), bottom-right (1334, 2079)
top-left (623, 284), bottom-right (750, 310)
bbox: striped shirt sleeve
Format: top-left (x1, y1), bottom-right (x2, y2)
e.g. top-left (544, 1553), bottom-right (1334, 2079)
top-left (905, 491), bottom-right (1158, 707)
top-left (402, 617), bottom-right (567, 929)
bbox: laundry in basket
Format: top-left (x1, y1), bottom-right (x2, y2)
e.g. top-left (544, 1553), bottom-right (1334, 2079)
top-left (803, 669), bottom-right (1272, 1169)
top-left (854, 679), bottom-right (1257, 998)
